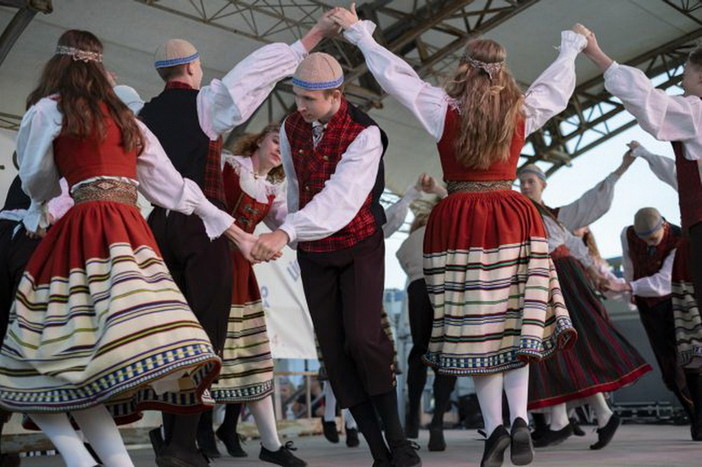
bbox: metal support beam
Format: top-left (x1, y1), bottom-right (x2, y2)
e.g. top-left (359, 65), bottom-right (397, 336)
top-left (0, 0), bottom-right (52, 67)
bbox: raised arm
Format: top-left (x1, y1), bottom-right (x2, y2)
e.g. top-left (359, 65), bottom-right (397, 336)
top-left (557, 150), bottom-right (634, 230)
top-left (523, 27), bottom-right (588, 136)
top-left (198, 13), bottom-right (339, 139)
top-left (629, 141), bottom-right (678, 191)
top-left (333, 6), bottom-right (448, 141)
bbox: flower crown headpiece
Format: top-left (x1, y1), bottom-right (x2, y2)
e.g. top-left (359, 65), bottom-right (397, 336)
top-left (463, 55), bottom-right (503, 80)
top-left (55, 45), bottom-right (103, 63)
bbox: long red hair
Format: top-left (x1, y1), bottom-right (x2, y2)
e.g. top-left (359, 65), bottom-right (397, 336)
top-left (444, 38), bottom-right (524, 169)
top-left (27, 30), bottom-right (143, 153)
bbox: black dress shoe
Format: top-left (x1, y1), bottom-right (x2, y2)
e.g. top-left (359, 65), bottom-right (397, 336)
top-left (532, 424), bottom-right (573, 448)
top-left (155, 445), bottom-right (210, 467)
top-left (322, 418), bottom-right (339, 443)
top-left (589, 414), bottom-right (620, 450)
top-left (389, 440), bottom-right (421, 467)
top-left (345, 427), bottom-right (360, 447)
top-left (259, 441), bottom-right (307, 466)
top-left (570, 417), bottom-right (585, 437)
top-left (510, 418), bottom-right (533, 466)
top-left (480, 425), bottom-right (510, 467)
top-left (215, 426), bottom-right (248, 457)
top-left (427, 425), bottom-right (446, 452)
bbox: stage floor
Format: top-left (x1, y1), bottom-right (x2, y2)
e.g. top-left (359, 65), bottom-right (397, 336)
top-left (18, 423), bottom-right (697, 466)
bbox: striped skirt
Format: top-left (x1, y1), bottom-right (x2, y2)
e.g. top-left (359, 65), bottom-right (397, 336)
top-left (422, 190), bottom-right (576, 375)
top-left (0, 201), bottom-right (220, 422)
top-left (671, 238), bottom-right (702, 369)
top-left (528, 254), bottom-right (652, 409)
top-left (210, 248), bottom-right (274, 403)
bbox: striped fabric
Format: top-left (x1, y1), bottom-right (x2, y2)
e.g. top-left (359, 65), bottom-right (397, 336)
top-left (212, 168), bottom-right (275, 403)
top-left (422, 190), bottom-right (576, 375)
top-left (0, 222), bottom-right (221, 417)
top-left (671, 238), bottom-right (702, 369)
top-left (528, 255), bottom-right (652, 410)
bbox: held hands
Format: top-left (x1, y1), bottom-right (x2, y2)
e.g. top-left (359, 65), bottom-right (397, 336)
top-left (606, 279), bottom-right (633, 294)
top-left (627, 140), bottom-right (641, 153)
top-left (329, 3), bottom-right (359, 31)
top-left (417, 173), bottom-right (448, 197)
top-left (315, 8), bottom-right (343, 38)
top-left (252, 230), bottom-right (289, 262)
top-left (614, 148), bottom-right (636, 176)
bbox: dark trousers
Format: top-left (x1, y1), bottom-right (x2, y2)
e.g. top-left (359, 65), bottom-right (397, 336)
top-left (406, 279), bottom-right (456, 427)
top-left (0, 220), bottom-right (41, 339)
top-left (148, 208), bottom-right (232, 354)
top-left (636, 297), bottom-right (694, 416)
top-left (298, 231), bottom-right (394, 408)
top-left (688, 222), bottom-right (702, 318)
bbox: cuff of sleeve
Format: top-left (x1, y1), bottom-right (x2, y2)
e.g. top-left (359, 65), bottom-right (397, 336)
top-left (632, 146), bottom-right (652, 159)
top-left (193, 201), bottom-right (235, 240)
top-left (22, 202), bottom-right (49, 233)
top-left (290, 40), bottom-right (308, 61)
top-left (343, 20), bottom-right (377, 46)
top-left (603, 61), bottom-right (621, 81)
top-left (607, 172), bottom-right (621, 182)
top-left (279, 222), bottom-right (297, 244)
top-left (560, 30), bottom-right (587, 54)
top-left (630, 280), bottom-right (640, 296)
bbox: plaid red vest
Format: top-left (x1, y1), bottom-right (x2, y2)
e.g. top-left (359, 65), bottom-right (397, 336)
top-left (672, 141), bottom-right (702, 231)
top-left (285, 98), bottom-right (387, 252)
top-left (627, 222), bottom-right (680, 307)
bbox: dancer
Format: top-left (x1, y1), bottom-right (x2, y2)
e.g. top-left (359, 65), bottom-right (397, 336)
top-left (396, 178), bottom-right (457, 451)
top-left (519, 164), bottom-right (651, 450)
top-left (607, 208), bottom-right (696, 427)
top-left (139, 14), bottom-right (338, 465)
top-left (0, 29), bottom-right (248, 467)
top-left (582, 29), bottom-right (702, 440)
top-left (250, 50), bottom-right (421, 467)
top-left (329, 5), bottom-right (584, 466)
top-left (203, 124), bottom-right (305, 466)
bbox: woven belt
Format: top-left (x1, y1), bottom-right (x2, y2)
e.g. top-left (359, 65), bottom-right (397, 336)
top-left (73, 179), bottom-right (138, 206)
top-left (447, 180), bottom-right (512, 194)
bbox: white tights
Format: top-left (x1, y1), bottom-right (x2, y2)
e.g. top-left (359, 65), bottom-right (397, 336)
top-left (473, 365), bottom-right (530, 437)
top-left (249, 396), bottom-right (282, 451)
top-left (30, 405), bottom-right (133, 467)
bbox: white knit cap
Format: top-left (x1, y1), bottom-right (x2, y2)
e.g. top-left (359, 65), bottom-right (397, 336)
top-left (292, 52), bottom-right (344, 90)
top-left (154, 39), bottom-right (199, 69)
top-left (634, 207), bottom-right (664, 237)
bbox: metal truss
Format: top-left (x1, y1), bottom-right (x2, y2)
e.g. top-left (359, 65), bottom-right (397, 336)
top-left (0, 1), bottom-right (52, 68)
top-left (523, 0), bottom-right (702, 176)
top-left (523, 27), bottom-right (702, 176)
top-left (0, 111), bottom-right (21, 131)
top-left (137, 0), bottom-right (540, 143)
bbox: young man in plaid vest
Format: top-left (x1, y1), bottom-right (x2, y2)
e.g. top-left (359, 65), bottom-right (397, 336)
top-left (139, 17), bottom-right (339, 467)
top-left (252, 53), bottom-right (421, 467)
top-left (610, 207), bottom-right (702, 439)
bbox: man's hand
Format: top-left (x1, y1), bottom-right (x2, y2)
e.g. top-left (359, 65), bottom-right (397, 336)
top-left (606, 280), bottom-right (633, 294)
top-left (329, 3), bottom-right (359, 31)
top-left (252, 229), bottom-right (289, 262)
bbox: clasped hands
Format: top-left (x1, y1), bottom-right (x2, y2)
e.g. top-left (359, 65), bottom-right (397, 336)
top-left (224, 224), bottom-right (288, 264)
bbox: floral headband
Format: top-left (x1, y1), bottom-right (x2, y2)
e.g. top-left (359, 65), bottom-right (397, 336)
top-left (55, 45), bottom-right (103, 63)
top-left (463, 55), bottom-right (503, 81)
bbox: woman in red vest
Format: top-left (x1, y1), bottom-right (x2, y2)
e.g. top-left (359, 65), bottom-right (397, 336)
top-left (0, 30), bottom-right (248, 467)
top-left (330, 5), bottom-right (586, 467)
top-left (582, 26), bottom-right (702, 442)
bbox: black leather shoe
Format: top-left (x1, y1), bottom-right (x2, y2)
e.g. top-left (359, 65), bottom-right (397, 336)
top-left (570, 417), bottom-right (585, 436)
top-left (589, 414), bottom-right (621, 450)
top-left (259, 441), bottom-right (307, 466)
top-left (427, 425), bottom-right (446, 452)
top-left (510, 418), bottom-right (534, 466)
top-left (532, 424), bottom-right (573, 448)
top-left (197, 426), bottom-right (221, 458)
top-left (215, 426), bottom-right (248, 457)
top-left (345, 427), bottom-right (360, 447)
top-left (480, 425), bottom-right (510, 467)
top-left (322, 418), bottom-right (339, 443)
top-left (389, 440), bottom-right (422, 467)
